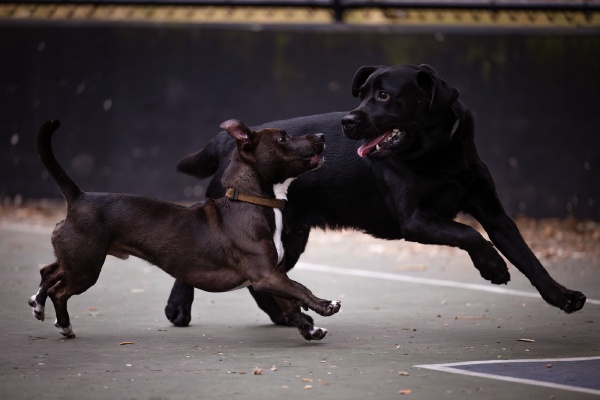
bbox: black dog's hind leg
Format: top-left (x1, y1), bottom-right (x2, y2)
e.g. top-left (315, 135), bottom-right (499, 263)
top-left (165, 280), bottom-right (194, 327)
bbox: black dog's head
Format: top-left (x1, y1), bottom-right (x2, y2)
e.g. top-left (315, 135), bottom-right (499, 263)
top-left (221, 119), bottom-right (325, 184)
top-left (341, 64), bottom-right (460, 161)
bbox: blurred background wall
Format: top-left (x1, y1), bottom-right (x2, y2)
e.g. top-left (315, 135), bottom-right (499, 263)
top-left (1, 1), bottom-right (599, 220)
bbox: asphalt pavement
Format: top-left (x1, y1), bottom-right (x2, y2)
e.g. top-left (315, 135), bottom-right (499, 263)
top-left (1, 220), bottom-right (598, 400)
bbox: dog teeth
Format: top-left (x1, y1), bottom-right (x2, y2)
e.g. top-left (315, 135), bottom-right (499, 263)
top-left (384, 130), bottom-right (401, 143)
top-left (376, 144), bottom-right (381, 151)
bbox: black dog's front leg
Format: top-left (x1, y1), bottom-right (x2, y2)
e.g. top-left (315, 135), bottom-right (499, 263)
top-left (403, 210), bottom-right (511, 285)
top-left (464, 182), bottom-right (586, 313)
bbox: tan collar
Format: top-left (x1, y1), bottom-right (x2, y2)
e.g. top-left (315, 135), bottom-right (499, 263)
top-left (225, 188), bottom-right (286, 211)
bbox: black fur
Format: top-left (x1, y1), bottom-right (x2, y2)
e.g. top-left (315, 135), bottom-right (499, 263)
top-left (166, 64), bottom-right (586, 327)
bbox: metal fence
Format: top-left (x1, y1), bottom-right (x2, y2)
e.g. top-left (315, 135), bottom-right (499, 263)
top-left (2, 0), bottom-right (599, 24)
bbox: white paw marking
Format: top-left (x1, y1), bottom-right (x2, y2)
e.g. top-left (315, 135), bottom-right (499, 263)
top-left (29, 294), bottom-right (45, 321)
top-left (55, 319), bottom-right (75, 338)
top-left (309, 326), bottom-right (328, 339)
top-left (329, 300), bottom-right (341, 312)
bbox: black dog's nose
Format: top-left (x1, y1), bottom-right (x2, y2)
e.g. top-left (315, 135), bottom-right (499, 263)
top-left (341, 114), bottom-right (357, 131)
top-left (314, 133), bottom-right (325, 141)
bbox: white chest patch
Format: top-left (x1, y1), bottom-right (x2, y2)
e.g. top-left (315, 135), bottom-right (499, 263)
top-left (272, 177), bottom-right (295, 264)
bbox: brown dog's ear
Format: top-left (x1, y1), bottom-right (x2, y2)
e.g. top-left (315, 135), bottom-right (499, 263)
top-left (220, 119), bottom-right (253, 150)
top-left (417, 64), bottom-right (459, 111)
top-left (351, 65), bottom-right (384, 97)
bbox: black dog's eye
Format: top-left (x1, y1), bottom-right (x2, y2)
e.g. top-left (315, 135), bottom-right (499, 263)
top-left (278, 134), bottom-right (288, 143)
top-left (377, 90), bottom-right (390, 101)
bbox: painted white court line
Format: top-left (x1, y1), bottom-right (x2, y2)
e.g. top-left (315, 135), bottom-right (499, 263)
top-left (0, 222), bottom-right (53, 234)
top-left (296, 262), bottom-right (600, 305)
top-left (415, 356), bottom-right (600, 396)
top-left (2, 222), bottom-right (598, 306)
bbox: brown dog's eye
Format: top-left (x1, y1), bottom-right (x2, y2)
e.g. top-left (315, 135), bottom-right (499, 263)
top-left (377, 91), bottom-right (390, 101)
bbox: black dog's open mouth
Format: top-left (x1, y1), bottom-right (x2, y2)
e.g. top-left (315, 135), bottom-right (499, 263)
top-left (357, 129), bottom-right (406, 158)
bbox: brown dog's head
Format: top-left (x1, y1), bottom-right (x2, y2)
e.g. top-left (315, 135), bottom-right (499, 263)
top-left (341, 64), bottom-right (460, 161)
top-left (220, 119), bottom-right (325, 184)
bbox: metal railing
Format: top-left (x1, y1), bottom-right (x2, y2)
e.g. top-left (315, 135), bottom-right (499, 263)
top-left (4, 0), bottom-right (599, 23)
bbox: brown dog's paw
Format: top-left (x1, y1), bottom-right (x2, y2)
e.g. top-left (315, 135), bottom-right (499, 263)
top-left (55, 321), bottom-right (76, 338)
top-left (28, 295), bottom-right (45, 321)
top-left (306, 326), bottom-right (328, 341)
top-left (324, 300), bottom-right (341, 316)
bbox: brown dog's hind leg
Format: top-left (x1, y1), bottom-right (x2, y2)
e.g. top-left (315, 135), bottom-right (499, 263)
top-left (28, 261), bottom-right (63, 322)
top-left (47, 278), bottom-right (76, 338)
top-left (275, 298), bottom-right (328, 341)
top-left (46, 256), bottom-right (105, 338)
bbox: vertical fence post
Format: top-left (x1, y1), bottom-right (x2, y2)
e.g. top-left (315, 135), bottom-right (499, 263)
top-left (332, 0), bottom-right (344, 22)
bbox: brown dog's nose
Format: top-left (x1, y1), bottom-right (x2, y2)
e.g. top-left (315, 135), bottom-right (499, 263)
top-left (313, 133), bottom-right (325, 142)
top-left (309, 133), bottom-right (325, 153)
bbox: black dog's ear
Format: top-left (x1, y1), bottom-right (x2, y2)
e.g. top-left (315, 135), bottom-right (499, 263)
top-left (351, 65), bottom-right (384, 97)
top-left (221, 119), bottom-right (254, 151)
top-left (417, 64), bottom-right (459, 111)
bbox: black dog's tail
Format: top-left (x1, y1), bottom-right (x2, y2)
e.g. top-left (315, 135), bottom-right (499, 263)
top-left (176, 133), bottom-right (229, 179)
top-left (36, 120), bottom-right (83, 203)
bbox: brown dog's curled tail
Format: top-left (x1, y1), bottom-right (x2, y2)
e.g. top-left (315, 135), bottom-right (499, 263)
top-left (36, 120), bottom-right (83, 203)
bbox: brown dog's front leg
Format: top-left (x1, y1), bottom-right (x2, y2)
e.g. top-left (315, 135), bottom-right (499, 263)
top-left (274, 298), bottom-right (328, 340)
top-left (249, 272), bottom-right (341, 317)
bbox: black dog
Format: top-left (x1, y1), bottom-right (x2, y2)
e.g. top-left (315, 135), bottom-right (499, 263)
top-left (29, 119), bottom-right (341, 341)
top-left (166, 64), bottom-right (586, 328)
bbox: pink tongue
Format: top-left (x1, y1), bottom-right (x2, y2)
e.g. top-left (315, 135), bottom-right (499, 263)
top-left (357, 132), bottom-right (389, 158)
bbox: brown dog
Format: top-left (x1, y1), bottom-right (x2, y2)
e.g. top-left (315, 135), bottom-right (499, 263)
top-left (28, 119), bottom-right (340, 341)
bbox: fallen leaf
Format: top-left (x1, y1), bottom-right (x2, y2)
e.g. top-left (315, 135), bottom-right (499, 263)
top-left (398, 389), bottom-right (412, 395)
top-left (304, 385), bottom-right (313, 390)
top-left (517, 338), bottom-right (536, 343)
top-left (253, 367), bottom-right (263, 375)
top-left (398, 371), bottom-right (409, 376)
top-left (118, 341), bottom-right (134, 346)
top-left (454, 316), bottom-right (488, 320)
top-left (301, 378), bottom-right (313, 382)
top-left (270, 366), bottom-right (278, 371)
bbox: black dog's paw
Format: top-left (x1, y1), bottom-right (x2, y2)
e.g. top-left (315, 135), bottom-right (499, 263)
top-left (547, 289), bottom-right (586, 314)
top-left (482, 264), bottom-right (511, 285)
top-left (471, 245), bottom-right (511, 285)
top-left (165, 281), bottom-right (194, 327)
top-left (165, 303), bottom-right (192, 327)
